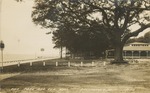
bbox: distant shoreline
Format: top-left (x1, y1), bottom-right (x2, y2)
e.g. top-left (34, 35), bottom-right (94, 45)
top-left (0, 57), bottom-right (59, 67)
top-left (0, 53), bottom-right (59, 62)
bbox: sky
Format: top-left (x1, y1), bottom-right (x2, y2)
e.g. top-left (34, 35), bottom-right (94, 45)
top-left (0, 0), bottom-right (59, 57)
top-left (0, 0), bottom-right (149, 57)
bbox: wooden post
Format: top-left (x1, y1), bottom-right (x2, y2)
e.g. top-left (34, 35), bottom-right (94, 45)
top-left (43, 62), bottom-right (45, 66)
top-left (68, 62), bottom-right (70, 67)
top-left (103, 61), bottom-right (106, 66)
top-left (18, 62), bottom-right (20, 67)
top-left (92, 62), bottom-right (94, 66)
top-left (81, 62), bottom-right (83, 67)
top-left (56, 62), bottom-right (58, 67)
top-left (30, 62), bottom-right (32, 66)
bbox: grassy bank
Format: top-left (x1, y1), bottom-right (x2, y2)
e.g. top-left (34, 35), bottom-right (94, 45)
top-left (0, 59), bottom-right (150, 93)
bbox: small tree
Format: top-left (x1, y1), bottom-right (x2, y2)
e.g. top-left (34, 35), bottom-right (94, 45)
top-left (32, 0), bottom-right (150, 63)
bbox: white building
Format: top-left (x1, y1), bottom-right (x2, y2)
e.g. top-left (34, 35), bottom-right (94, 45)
top-left (107, 42), bottom-right (150, 59)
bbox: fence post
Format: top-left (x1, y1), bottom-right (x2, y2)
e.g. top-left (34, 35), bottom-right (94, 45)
top-left (43, 62), bottom-right (45, 66)
top-left (81, 62), bottom-right (83, 67)
top-left (56, 62), bottom-right (58, 67)
top-left (30, 62), bottom-right (32, 66)
top-left (103, 61), bottom-right (106, 66)
top-left (68, 62), bottom-right (70, 67)
top-left (92, 62), bottom-right (94, 66)
top-left (18, 62), bottom-right (20, 67)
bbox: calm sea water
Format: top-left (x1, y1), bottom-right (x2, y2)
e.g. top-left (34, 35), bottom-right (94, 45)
top-left (0, 54), bottom-right (59, 62)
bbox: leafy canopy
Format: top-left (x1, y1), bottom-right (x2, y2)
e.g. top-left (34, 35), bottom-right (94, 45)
top-left (31, 0), bottom-right (150, 59)
top-left (32, 0), bottom-right (150, 45)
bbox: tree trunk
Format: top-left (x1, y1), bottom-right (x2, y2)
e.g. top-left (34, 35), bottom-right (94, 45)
top-left (111, 43), bottom-right (128, 64)
top-left (114, 44), bottom-right (123, 62)
top-left (111, 31), bottom-right (128, 64)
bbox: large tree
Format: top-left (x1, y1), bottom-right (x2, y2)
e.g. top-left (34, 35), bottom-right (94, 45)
top-left (52, 21), bottom-right (110, 59)
top-left (32, 0), bottom-right (150, 63)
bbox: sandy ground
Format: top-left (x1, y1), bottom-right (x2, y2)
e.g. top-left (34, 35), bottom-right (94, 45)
top-left (0, 60), bottom-right (150, 93)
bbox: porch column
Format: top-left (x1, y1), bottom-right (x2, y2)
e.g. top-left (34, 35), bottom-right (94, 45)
top-left (124, 51), bottom-right (126, 59)
top-left (148, 51), bottom-right (150, 58)
top-left (146, 51), bottom-right (148, 58)
top-left (132, 51), bottom-right (134, 59)
top-left (139, 51), bottom-right (141, 59)
top-left (105, 50), bottom-right (108, 59)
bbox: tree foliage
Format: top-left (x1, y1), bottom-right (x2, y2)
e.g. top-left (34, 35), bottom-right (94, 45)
top-left (32, 0), bottom-right (150, 61)
top-left (127, 31), bottom-right (150, 43)
top-left (144, 31), bottom-right (150, 43)
top-left (52, 20), bottom-right (110, 58)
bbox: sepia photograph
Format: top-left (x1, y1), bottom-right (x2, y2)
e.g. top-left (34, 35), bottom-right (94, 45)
top-left (0, 0), bottom-right (150, 93)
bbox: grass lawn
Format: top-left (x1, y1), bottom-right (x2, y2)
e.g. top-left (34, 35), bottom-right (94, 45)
top-left (0, 59), bottom-right (150, 93)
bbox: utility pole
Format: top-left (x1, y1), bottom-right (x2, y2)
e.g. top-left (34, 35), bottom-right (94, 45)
top-left (0, 40), bottom-right (5, 70)
top-left (0, 0), bottom-right (5, 71)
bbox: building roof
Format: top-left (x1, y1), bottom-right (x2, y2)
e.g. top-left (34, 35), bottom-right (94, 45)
top-left (129, 42), bottom-right (149, 45)
top-left (107, 42), bottom-right (150, 51)
top-left (123, 46), bottom-right (150, 51)
top-left (123, 42), bottom-right (150, 51)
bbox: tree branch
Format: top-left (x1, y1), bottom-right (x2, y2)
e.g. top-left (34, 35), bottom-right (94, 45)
top-left (122, 23), bottom-right (150, 44)
top-left (61, 2), bottom-right (92, 26)
top-left (83, 2), bottom-right (111, 27)
top-left (122, 0), bottom-right (136, 31)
